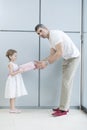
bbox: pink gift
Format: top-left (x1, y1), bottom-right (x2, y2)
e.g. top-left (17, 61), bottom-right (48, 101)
top-left (19, 61), bottom-right (35, 72)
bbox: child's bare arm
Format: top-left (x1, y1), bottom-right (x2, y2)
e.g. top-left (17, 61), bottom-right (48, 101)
top-left (8, 64), bottom-right (23, 76)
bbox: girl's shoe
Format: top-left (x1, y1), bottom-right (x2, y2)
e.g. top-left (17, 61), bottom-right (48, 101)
top-left (9, 109), bottom-right (21, 114)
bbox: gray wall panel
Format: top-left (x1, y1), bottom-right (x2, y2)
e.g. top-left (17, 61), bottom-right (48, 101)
top-left (40, 38), bottom-right (62, 106)
top-left (0, 0), bottom-right (82, 108)
top-left (83, 0), bottom-right (87, 32)
top-left (82, 33), bottom-right (87, 108)
top-left (0, 32), bottom-right (39, 106)
top-left (41, 0), bottom-right (80, 31)
top-left (0, 0), bottom-right (39, 30)
top-left (67, 33), bottom-right (81, 106)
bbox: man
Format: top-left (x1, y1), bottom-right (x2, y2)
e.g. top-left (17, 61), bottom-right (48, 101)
top-left (35, 24), bottom-right (80, 116)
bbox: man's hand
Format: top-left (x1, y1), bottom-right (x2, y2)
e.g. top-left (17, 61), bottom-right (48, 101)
top-left (35, 61), bottom-right (48, 69)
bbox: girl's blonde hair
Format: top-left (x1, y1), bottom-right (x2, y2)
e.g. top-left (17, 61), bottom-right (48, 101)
top-left (6, 49), bottom-right (17, 60)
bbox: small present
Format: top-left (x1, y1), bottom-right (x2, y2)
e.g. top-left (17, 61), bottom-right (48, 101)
top-left (19, 61), bottom-right (35, 72)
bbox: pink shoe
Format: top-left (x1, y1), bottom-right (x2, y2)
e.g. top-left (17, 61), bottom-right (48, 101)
top-left (9, 109), bottom-right (21, 114)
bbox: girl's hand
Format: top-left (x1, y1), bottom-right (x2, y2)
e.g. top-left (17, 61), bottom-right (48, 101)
top-left (19, 68), bottom-right (24, 73)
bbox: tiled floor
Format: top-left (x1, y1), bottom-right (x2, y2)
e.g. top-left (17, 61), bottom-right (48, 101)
top-left (0, 109), bottom-right (87, 130)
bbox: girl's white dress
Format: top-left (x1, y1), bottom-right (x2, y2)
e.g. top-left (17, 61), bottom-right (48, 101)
top-left (5, 62), bottom-right (28, 98)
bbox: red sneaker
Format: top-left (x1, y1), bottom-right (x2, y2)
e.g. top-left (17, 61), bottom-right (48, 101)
top-left (52, 108), bottom-right (60, 111)
top-left (52, 108), bottom-right (69, 112)
top-left (52, 110), bottom-right (68, 117)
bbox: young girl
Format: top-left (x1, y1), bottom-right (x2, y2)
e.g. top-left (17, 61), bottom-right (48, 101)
top-left (5, 49), bottom-right (28, 113)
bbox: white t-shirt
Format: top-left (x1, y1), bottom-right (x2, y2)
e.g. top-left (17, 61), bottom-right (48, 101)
top-left (49, 30), bottom-right (80, 59)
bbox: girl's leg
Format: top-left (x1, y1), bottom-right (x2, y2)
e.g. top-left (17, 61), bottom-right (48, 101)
top-left (10, 98), bottom-right (16, 110)
top-left (9, 98), bottom-right (21, 113)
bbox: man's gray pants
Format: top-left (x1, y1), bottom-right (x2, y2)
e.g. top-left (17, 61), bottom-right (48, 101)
top-left (59, 56), bottom-right (80, 111)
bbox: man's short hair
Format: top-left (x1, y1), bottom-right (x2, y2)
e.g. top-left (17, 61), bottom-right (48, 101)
top-left (35, 24), bottom-right (46, 32)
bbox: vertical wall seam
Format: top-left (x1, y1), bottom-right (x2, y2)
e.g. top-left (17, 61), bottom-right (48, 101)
top-left (80, 0), bottom-right (84, 109)
top-left (38, 0), bottom-right (41, 107)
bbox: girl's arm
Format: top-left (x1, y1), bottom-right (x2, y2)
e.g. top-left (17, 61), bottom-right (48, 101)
top-left (8, 63), bottom-right (23, 76)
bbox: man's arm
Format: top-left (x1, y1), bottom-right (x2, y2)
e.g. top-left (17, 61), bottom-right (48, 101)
top-left (43, 48), bottom-right (56, 61)
top-left (44, 43), bottom-right (63, 64)
top-left (35, 43), bottom-right (63, 69)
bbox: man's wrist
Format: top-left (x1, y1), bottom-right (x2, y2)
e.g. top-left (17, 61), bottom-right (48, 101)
top-left (45, 60), bottom-right (49, 66)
